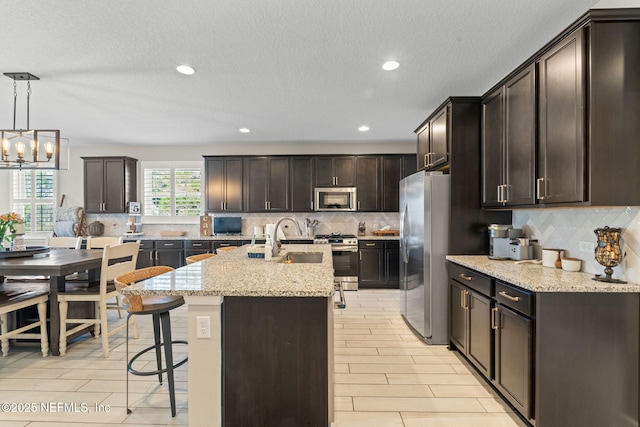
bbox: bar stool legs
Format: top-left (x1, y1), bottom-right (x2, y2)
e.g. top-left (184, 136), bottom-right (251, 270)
top-left (125, 311), bottom-right (187, 417)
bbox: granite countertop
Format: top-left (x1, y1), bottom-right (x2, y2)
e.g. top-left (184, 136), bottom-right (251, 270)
top-left (357, 235), bottom-right (399, 240)
top-left (122, 244), bottom-right (335, 297)
top-left (447, 255), bottom-right (640, 293)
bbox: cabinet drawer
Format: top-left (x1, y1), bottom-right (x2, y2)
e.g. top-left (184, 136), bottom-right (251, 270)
top-left (185, 240), bottom-right (212, 249)
top-left (214, 240), bottom-right (239, 249)
top-left (136, 240), bottom-right (154, 249)
top-left (155, 240), bottom-right (184, 249)
top-left (449, 263), bottom-right (492, 297)
top-left (385, 240), bottom-right (399, 249)
top-left (359, 240), bottom-right (384, 249)
top-left (495, 281), bottom-right (534, 317)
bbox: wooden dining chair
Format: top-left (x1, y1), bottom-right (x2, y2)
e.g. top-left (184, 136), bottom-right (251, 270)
top-left (46, 236), bottom-right (83, 249)
top-left (0, 287), bottom-right (49, 357)
top-left (58, 241), bottom-right (140, 357)
top-left (185, 253), bottom-right (216, 264)
top-left (115, 266), bottom-right (188, 417)
top-left (86, 235), bottom-right (126, 317)
top-left (86, 236), bottom-right (123, 249)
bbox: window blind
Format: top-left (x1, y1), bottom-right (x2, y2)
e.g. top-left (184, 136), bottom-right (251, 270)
top-left (11, 170), bottom-right (55, 233)
top-left (142, 163), bottom-right (202, 219)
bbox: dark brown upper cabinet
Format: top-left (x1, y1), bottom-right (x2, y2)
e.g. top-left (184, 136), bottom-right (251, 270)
top-left (481, 9), bottom-right (640, 208)
top-left (82, 156), bottom-right (137, 214)
top-left (416, 104), bottom-right (449, 171)
top-left (402, 154), bottom-right (417, 178)
top-left (245, 157), bottom-right (289, 212)
top-left (381, 155), bottom-right (416, 212)
top-left (204, 157), bottom-right (243, 213)
top-left (537, 28), bottom-right (586, 205)
top-left (355, 156), bottom-right (381, 211)
top-left (482, 65), bottom-right (536, 208)
top-left (290, 157), bottom-right (314, 212)
top-left (314, 156), bottom-right (356, 187)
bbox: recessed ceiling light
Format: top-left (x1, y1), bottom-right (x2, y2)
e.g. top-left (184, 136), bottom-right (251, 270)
top-left (358, 125), bottom-right (370, 132)
top-left (239, 128), bottom-right (251, 133)
top-left (176, 65), bottom-right (195, 75)
top-left (382, 61), bottom-right (399, 71)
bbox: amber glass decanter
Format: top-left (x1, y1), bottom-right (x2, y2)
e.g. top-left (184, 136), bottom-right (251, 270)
top-left (593, 226), bottom-right (627, 284)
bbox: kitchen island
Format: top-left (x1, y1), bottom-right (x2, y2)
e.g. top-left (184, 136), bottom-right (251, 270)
top-left (122, 244), bottom-right (335, 427)
top-left (447, 255), bottom-right (639, 427)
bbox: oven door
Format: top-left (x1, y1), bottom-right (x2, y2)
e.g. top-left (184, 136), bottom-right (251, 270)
top-left (332, 246), bottom-right (359, 289)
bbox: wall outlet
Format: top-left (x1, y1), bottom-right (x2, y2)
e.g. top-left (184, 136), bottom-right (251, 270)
top-left (579, 241), bottom-right (595, 252)
top-left (196, 316), bottom-right (211, 339)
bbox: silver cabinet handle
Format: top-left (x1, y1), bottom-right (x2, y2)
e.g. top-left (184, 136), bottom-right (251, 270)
top-left (499, 290), bottom-right (521, 302)
top-left (359, 252), bottom-right (362, 261)
top-left (193, 243), bottom-right (203, 247)
top-left (358, 201), bottom-right (361, 210)
top-left (221, 202), bottom-right (224, 210)
top-left (365, 243), bottom-right (376, 247)
top-left (491, 307), bottom-right (499, 330)
top-left (497, 185), bottom-right (502, 203)
top-left (164, 243), bottom-right (174, 246)
top-left (458, 273), bottom-right (473, 281)
top-left (460, 289), bottom-right (467, 309)
top-left (537, 178), bottom-right (546, 200)
top-left (424, 153), bottom-right (429, 168)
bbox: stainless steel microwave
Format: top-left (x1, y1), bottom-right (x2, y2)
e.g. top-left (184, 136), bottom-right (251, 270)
top-left (314, 187), bottom-right (357, 211)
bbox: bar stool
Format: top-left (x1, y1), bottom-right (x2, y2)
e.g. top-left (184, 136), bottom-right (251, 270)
top-left (185, 253), bottom-right (216, 264)
top-left (216, 246), bottom-right (238, 254)
top-left (114, 266), bottom-right (188, 417)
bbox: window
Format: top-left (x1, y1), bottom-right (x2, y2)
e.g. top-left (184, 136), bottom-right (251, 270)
top-left (142, 161), bottom-right (203, 222)
top-left (11, 170), bottom-right (56, 234)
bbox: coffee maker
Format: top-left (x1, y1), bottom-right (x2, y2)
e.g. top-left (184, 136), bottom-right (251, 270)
top-left (488, 224), bottom-right (514, 259)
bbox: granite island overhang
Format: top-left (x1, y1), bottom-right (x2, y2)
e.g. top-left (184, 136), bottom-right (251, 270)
top-left (122, 244), bottom-right (336, 427)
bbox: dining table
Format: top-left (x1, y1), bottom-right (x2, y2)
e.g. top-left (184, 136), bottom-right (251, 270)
top-left (0, 248), bottom-right (104, 356)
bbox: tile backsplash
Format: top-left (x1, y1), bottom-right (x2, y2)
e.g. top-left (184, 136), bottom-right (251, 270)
top-left (513, 207), bottom-right (640, 283)
top-left (87, 212), bottom-right (400, 239)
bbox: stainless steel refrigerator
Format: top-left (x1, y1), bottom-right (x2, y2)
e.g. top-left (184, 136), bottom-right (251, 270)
top-left (400, 171), bottom-right (450, 344)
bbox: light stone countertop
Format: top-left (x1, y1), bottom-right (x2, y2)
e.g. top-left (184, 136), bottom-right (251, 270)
top-left (357, 235), bottom-right (399, 240)
top-left (447, 255), bottom-right (640, 293)
top-left (122, 234), bottom-right (314, 241)
top-left (122, 244), bottom-right (335, 297)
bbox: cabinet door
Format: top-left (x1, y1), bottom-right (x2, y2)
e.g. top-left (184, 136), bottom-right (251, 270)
top-left (266, 157), bottom-right (289, 211)
top-left (504, 65), bottom-right (536, 206)
top-left (416, 122), bottom-right (429, 170)
top-left (84, 159), bottom-right (105, 213)
top-left (245, 158), bottom-right (269, 212)
top-left (103, 158), bottom-right (126, 213)
top-left (428, 106), bottom-right (449, 169)
top-left (291, 157), bottom-right (314, 211)
top-left (384, 242), bottom-right (400, 287)
top-left (224, 158), bottom-right (244, 212)
top-left (334, 157), bottom-right (356, 186)
top-left (358, 242), bottom-right (384, 286)
top-left (402, 155), bottom-right (417, 178)
top-left (205, 158), bottom-right (225, 212)
top-left (314, 157), bottom-right (335, 186)
top-left (467, 289), bottom-right (492, 378)
top-left (356, 156), bottom-right (380, 211)
top-left (382, 156), bottom-right (402, 212)
top-left (156, 249), bottom-right (184, 268)
top-left (538, 28), bottom-right (585, 204)
top-left (482, 88), bottom-right (504, 207)
top-left (136, 249), bottom-right (154, 269)
top-left (449, 280), bottom-right (468, 352)
top-left (493, 304), bottom-right (532, 419)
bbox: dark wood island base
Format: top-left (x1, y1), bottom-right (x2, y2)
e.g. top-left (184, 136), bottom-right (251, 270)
top-left (222, 296), bottom-right (333, 427)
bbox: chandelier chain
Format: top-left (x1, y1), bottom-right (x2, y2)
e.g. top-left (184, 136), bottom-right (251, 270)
top-left (12, 80), bottom-right (17, 129)
top-left (27, 80), bottom-right (31, 130)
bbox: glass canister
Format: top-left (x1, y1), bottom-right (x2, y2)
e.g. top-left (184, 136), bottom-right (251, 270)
top-left (593, 226), bottom-right (626, 283)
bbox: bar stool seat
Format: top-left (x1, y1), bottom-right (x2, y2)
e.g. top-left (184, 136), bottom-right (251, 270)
top-left (185, 253), bottom-right (216, 264)
top-left (115, 266), bottom-right (187, 417)
top-left (216, 246), bottom-right (238, 254)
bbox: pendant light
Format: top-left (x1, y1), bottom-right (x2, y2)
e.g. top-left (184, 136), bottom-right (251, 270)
top-left (1, 72), bottom-right (60, 169)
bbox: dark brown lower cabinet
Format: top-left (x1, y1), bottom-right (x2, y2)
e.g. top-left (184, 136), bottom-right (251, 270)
top-left (493, 303), bottom-right (532, 419)
top-left (358, 240), bottom-right (400, 288)
top-left (449, 261), bottom-right (639, 427)
top-left (222, 296), bottom-right (330, 427)
top-left (449, 279), bottom-right (492, 378)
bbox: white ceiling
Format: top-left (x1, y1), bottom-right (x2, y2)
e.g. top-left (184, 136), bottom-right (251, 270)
top-left (2, 0), bottom-right (601, 147)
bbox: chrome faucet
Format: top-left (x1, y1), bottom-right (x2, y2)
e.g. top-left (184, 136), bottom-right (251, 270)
top-left (272, 217), bottom-right (303, 257)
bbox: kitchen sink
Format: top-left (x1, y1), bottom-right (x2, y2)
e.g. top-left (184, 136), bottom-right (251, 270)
top-left (280, 252), bottom-right (323, 264)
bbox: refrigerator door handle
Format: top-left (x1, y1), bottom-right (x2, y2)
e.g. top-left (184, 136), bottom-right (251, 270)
top-left (400, 201), bottom-right (410, 264)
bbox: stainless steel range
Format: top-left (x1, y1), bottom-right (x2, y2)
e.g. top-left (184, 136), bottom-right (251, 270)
top-left (314, 233), bottom-right (359, 290)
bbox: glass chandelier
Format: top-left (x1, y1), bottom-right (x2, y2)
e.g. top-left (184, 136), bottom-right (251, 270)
top-left (1, 72), bottom-right (60, 169)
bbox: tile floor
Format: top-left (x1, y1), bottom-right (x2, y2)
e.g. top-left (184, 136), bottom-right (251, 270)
top-left (0, 289), bottom-right (528, 426)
